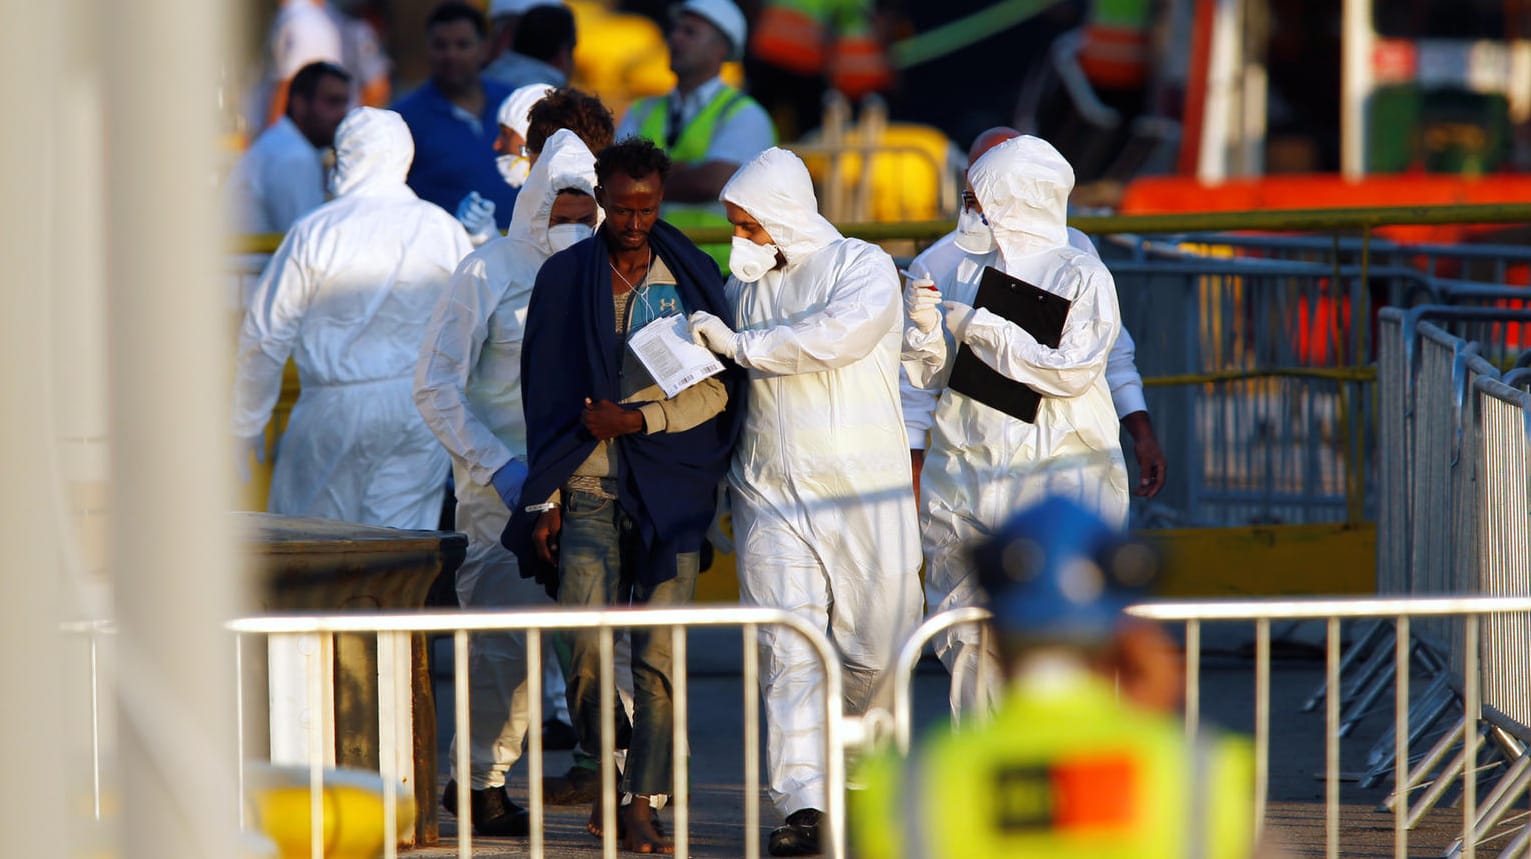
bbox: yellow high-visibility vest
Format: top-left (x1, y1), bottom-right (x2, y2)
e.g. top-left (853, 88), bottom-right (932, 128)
top-left (853, 672), bottom-right (1254, 859)
top-left (631, 84), bottom-right (771, 269)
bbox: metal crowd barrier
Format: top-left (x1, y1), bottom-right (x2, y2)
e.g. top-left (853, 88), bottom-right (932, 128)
top-left (226, 607), bottom-right (850, 859)
top-left (1380, 306), bottom-right (1531, 582)
top-left (1129, 233), bottom-right (1531, 285)
top-left (1372, 305), bottom-right (1531, 600)
top-left (882, 318), bottom-right (1531, 856)
top-left (1109, 257), bottom-right (1435, 527)
top-left (889, 597), bottom-right (1531, 859)
top-left (1317, 309), bottom-right (1531, 791)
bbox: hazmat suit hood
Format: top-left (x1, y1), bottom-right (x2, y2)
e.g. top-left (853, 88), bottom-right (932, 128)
top-left (498, 83), bottom-right (556, 140)
top-left (330, 107), bottom-right (415, 197)
top-left (968, 135), bottom-right (1073, 262)
top-left (506, 128), bottom-right (601, 258)
top-left (720, 147), bottom-right (842, 267)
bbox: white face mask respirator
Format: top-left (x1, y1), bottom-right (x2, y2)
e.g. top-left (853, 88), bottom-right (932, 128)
top-left (729, 236), bottom-right (781, 282)
top-left (953, 206), bottom-right (996, 255)
top-left (546, 222), bottom-right (594, 253)
top-left (497, 154), bottom-right (532, 187)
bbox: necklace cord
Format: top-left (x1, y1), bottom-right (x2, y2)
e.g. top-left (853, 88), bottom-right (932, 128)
top-left (609, 247), bottom-right (653, 293)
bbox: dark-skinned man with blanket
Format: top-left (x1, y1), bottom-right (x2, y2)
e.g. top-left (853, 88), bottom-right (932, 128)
top-left (504, 136), bottom-right (744, 854)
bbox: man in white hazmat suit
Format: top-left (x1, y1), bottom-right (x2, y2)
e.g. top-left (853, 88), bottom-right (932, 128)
top-left (904, 127), bottom-right (1165, 508)
top-left (904, 127), bottom-right (1165, 721)
top-left (687, 147), bottom-right (922, 857)
top-left (234, 107), bottom-right (472, 528)
top-left (413, 129), bottom-right (599, 836)
top-left (902, 134), bottom-right (1130, 719)
top-left (492, 83), bottom-right (556, 187)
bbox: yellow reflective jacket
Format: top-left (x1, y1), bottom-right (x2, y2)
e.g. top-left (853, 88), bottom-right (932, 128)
top-left (853, 671), bottom-right (1254, 859)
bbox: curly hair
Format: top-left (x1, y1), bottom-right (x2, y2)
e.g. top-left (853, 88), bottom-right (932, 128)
top-left (594, 136), bottom-right (673, 187)
top-left (525, 87), bottom-right (616, 156)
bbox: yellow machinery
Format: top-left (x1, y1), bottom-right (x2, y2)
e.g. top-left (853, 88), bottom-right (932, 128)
top-left (794, 94), bottom-right (962, 225)
top-left (246, 764), bottom-right (416, 859)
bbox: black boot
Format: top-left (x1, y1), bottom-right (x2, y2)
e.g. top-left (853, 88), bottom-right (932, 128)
top-left (768, 807), bottom-right (822, 856)
top-left (441, 779), bottom-right (530, 837)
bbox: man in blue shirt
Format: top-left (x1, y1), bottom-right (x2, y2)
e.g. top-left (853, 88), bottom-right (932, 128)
top-left (393, 1), bottom-right (517, 231)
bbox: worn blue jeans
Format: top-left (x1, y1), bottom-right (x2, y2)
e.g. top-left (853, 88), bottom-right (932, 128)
top-left (557, 489), bottom-right (698, 797)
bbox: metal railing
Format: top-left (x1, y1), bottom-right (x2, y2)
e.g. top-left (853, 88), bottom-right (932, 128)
top-left (889, 597), bottom-right (1531, 859)
top-left (1107, 257), bottom-right (1432, 526)
top-left (1314, 308), bottom-right (1531, 807)
top-left (227, 607), bottom-right (850, 859)
top-left (883, 311), bottom-right (1531, 856)
top-left (1376, 306), bottom-right (1531, 601)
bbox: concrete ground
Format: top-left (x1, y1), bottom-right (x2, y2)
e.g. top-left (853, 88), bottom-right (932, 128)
top-left (401, 624), bottom-right (1522, 857)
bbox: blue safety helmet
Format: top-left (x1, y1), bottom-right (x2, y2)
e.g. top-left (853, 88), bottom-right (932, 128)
top-left (972, 496), bottom-right (1160, 644)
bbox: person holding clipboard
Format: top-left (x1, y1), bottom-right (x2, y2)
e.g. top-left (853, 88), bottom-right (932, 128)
top-left (902, 134), bottom-right (1130, 719)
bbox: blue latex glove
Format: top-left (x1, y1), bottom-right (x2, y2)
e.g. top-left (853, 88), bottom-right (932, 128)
top-left (455, 191), bottom-right (498, 245)
top-left (490, 458), bottom-right (529, 509)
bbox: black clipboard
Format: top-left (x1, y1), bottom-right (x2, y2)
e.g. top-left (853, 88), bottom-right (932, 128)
top-left (946, 266), bottom-right (1072, 423)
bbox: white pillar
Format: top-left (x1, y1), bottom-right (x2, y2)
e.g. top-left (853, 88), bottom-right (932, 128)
top-left (1239, 0), bottom-right (1268, 176)
top-left (1197, 0), bottom-right (1244, 183)
top-left (0, 0), bottom-right (73, 854)
top-left (1341, 0), bottom-right (1374, 179)
top-left (103, 1), bottom-right (245, 858)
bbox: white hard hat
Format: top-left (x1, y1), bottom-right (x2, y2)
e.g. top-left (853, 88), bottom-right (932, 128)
top-left (488, 0), bottom-right (564, 18)
top-left (672, 0), bottom-right (747, 62)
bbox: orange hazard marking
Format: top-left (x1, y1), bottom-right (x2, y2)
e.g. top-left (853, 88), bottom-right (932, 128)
top-left (1049, 755), bottom-right (1138, 829)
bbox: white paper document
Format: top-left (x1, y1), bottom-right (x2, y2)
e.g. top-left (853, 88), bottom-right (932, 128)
top-left (627, 314), bottom-right (726, 398)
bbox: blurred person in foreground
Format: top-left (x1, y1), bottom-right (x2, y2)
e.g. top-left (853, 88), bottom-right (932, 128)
top-left (234, 107), bottom-right (473, 528)
top-left (504, 137), bottom-right (744, 853)
top-left (394, 1), bottom-right (518, 242)
top-left (227, 61), bottom-right (351, 237)
top-left (852, 495), bottom-right (1255, 859)
top-left (618, 0), bottom-right (775, 269)
top-left (414, 129), bottom-right (602, 837)
top-left (902, 134), bottom-right (1132, 720)
top-left (687, 147), bottom-right (921, 856)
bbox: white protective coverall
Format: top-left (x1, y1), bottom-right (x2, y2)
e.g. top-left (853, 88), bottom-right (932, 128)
top-left (902, 228), bottom-right (1148, 450)
top-left (234, 107), bottom-right (472, 528)
top-left (903, 135), bottom-right (1129, 717)
top-left (413, 129), bottom-right (597, 789)
top-left (718, 148), bottom-right (922, 817)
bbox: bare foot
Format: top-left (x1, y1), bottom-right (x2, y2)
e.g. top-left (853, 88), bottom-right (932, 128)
top-left (621, 801), bottom-right (674, 854)
top-left (586, 795), bottom-right (622, 839)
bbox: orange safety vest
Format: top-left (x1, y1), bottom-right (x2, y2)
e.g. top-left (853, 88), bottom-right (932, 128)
top-left (752, 0), bottom-right (891, 97)
top-left (751, 0), bottom-right (829, 75)
top-left (1079, 0), bottom-right (1153, 91)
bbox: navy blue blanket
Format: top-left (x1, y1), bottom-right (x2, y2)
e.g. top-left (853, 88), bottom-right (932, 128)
top-left (502, 220), bottom-right (745, 589)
